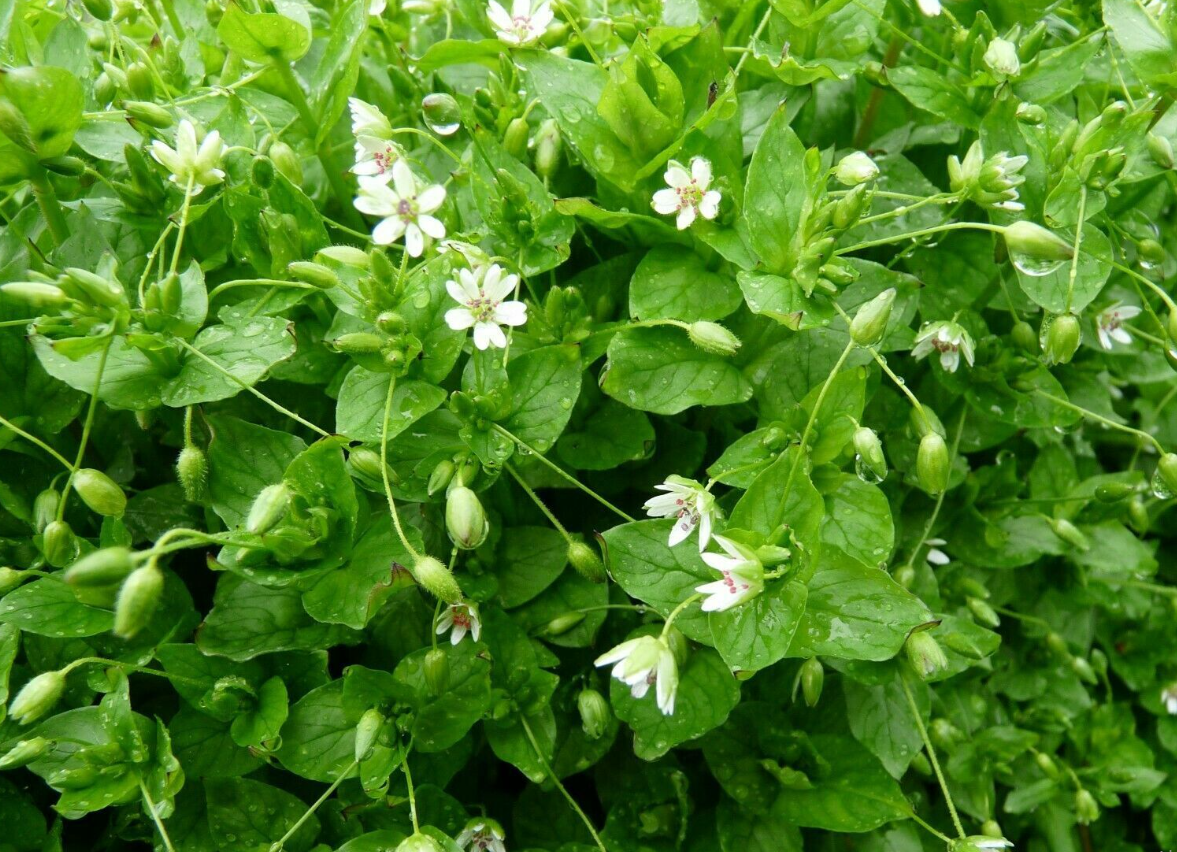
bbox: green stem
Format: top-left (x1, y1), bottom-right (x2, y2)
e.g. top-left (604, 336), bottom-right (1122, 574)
top-left (506, 462), bottom-right (572, 543)
top-left (782, 339), bottom-right (855, 503)
top-left (58, 337), bottom-right (113, 520)
top-left (1063, 186), bottom-right (1087, 313)
top-left (207, 279), bottom-right (317, 301)
top-left (381, 374), bottom-right (421, 559)
top-left (403, 760), bottom-right (420, 834)
top-left (0, 415), bottom-right (75, 471)
top-left (30, 170), bottom-right (69, 246)
top-left (551, 0), bottom-right (602, 66)
top-left (900, 675), bottom-right (966, 839)
top-left (519, 715), bottom-right (607, 852)
top-left (1032, 389), bottom-right (1164, 453)
top-left (836, 221), bottom-right (1005, 256)
top-left (661, 592), bottom-right (704, 638)
top-left (909, 811), bottom-right (953, 844)
top-left (854, 192), bottom-right (958, 227)
top-left (733, 6), bottom-right (772, 79)
top-left (168, 176), bottom-right (196, 276)
top-left (62, 656), bottom-right (207, 689)
top-left (140, 781), bottom-right (177, 852)
top-left (269, 760), bottom-right (358, 852)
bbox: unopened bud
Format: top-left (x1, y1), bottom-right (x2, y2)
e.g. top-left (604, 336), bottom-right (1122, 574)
top-left (1003, 221), bottom-right (1073, 263)
top-left (9, 670), bottom-right (66, 724)
top-left (849, 288), bottom-right (895, 347)
top-left (288, 261), bottom-right (339, 289)
top-left (412, 555), bottom-right (462, 603)
top-left (41, 155), bottom-right (86, 177)
top-left (124, 100), bottom-right (173, 129)
top-left (1050, 517), bottom-right (1089, 551)
top-left (1149, 133), bottom-right (1175, 170)
top-left (1074, 788), bottom-right (1099, 824)
top-left (349, 447), bottom-right (390, 484)
top-left (0, 737), bottom-right (51, 769)
top-left (427, 459), bottom-right (456, 495)
top-left (983, 37), bottom-right (1020, 80)
top-left (1159, 453), bottom-right (1177, 496)
top-left (1094, 481), bottom-right (1135, 502)
top-left (503, 117), bottom-right (529, 159)
top-left (72, 468), bottom-right (127, 517)
top-left (1, 281), bottom-right (70, 307)
top-left (1042, 313), bottom-right (1081, 365)
top-left (1015, 102), bottom-right (1047, 125)
top-left (966, 596), bottom-right (1000, 628)
top-left (332, 332), bottom-right (385, 354)
top-left (904, 630), bottom-right (948, 680)
top-left (687, 321), bottom-right (741, 356)
top-left (246, 483), bottom-right (289, 534)
top-left (396, 832), bottom-right (445, 852)
top-left (1035, 751), bottom-right (1059, 777)
top-left (421, 93), bottom-right (460, 136)
top-left (446, 486), bottom-right (488, 550)
top-left (65, 546), bottom-right (134, 587)
top-left (1071, 655), bottom-right (1097, 684)
top-left (1011, 319), bottom-right (1038, 353)
top-left (834, 151), bottom-right (879, 186)
top-left (568, 540), bottom-right (607, 583)
top-left (852, 426), bottom-right (886, 481)
top-left (917, 432), bottom-right (950, 495)
top-left (577, 688), bottom-right (611, 739)
top-left (355, 708), bottom-right (384, 761)
top-left (318, 245), bottom-right (370, 267)
top-left (33, 488), bottom-right (59, 534)
top-left (544, 612), bottom-right (585, 636)
top-left (42, 520), bottom-right (76, 568)
top-left (799, 658), bottom-right (824, 707)
top-left (268, 140), bottom-right (302, 183)
top-left (65, 268), bottom-right (125, 308)
top-left (535, 118), bottom-right (561, 179)
top-left (423, 647), bottom-right (450, 695)
top-left (113, 565), bottom-right (164, 639)
top-left (176, 445), bottom-right (207, 502)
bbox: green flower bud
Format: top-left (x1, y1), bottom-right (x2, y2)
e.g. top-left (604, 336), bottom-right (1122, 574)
top-left (930, 717), bottom-right (963, 749)
top-left (113, 564), bottom-right (164, 639)
top-left (1, 281), bottom-right (70, 307)
top-left (1015, 102), bottom-right (1047, 125)
top-left (544, 612), bottom-right (585, 636)
top-left (1003, 221), bottom-right (1074, 263)
top-left (893, 563), bottom-right (916, 589)
top-left (9, 670), bottom-right (66, 725)
top-left (568, 539), bottom-right (607, 583)
top-left (535, 118), bottom-right (561, 180)
top-left (832, 182), bottom-right (869, 230)
top-left (446, 486), bottom-right (488, 550)
top-left (966, 596), bottom-right (1001, 628)
top-left (942, 631), bottom-right (986, 660)
top-left (65, 546), bottom-right (134, 587)
top-left (1149, 132), bottom-right (1175, 170)
top-left (454, 456), bottom-right (481, 487)
top-left (852, 425), bottom-right (887, 479)
top-left (423, 647), bottom-right (449, 696)
top-left (799, 658), bottom-right (824, 708)
top-left (909, 752), bottom-right (931, 775)
top-left (268, 140), bottom-right (302, 184)
top-left (503, 117), bottom-right (529, 159)
top-left (1041, 313), bottom-right (1081, 365)
top-left (577, 688), bottom-right (611, 739)
top-left (332, 332), bottom-right (385, 354)
top-left (421, 93), bottom-right (460, 136)
top-left (426, 459), bottom-right (456, 496)
top-left (349, 447), bottom-right (391, 485)
top-left (1035, 751), bottom-right (1059, 777)
top-left (1011, 320), bottom-right (1038, 353)
top-left (176, 445), bottom-right (207, 503)
top-left (983, 37), bottom-right (1020, 80)
top-left (834, 151), bottom-right (879, 186)
top-left (250, 155), bottom-right (275, 188)
top-left (1094, 481), bottom-right (1135, 502)
top-left (1138, 238), bottom-right (1166, 267)
top-left (849, 288), bottom-right (895, 347)
top-left (159, 272), bottom-right (182, 314)
top-left (33, 487), bottom-right (59, 534)
top-left (0, 567), bottom-right (23, 594)
top-left (318, 245), bottom-right (370, 267)
top-left (396, 832), bottom-right (444, 852)
top-left (126, 62), bottom-right (154, 99)
top-left (1128, 496), bottom-right (1149, 533)
top-left (0, 737), bottom-right (52, 769)
top-left (376, 311), bottom-right (407, 335)
top-left (917, 432), bottom-right (950, 495)
top-left (42, 520), bottom-right (76, 568)
top-left (1158, 453), bottom-right (1177, 498)
top-left (124, 100), bottom-right (174, 129)
top-left (287, 261), bottom-right (339, 289)
top-left (83, 0), bottom-right (114, 19)
top-left (64, 268), bottom-right (125, 308)
top-left (904, 630), bottom-right (948, 680)
top-left (354, 708), bottom-right (384, 761)
top-left (40, 155), bottom-right (87, 177)
top-left (1071, 655), bottom-right (1097, 684)
top-left (72, 468), bottom-right (127, 517)
top-left (1074, 788), bottom-right (1099, 824)
top-left (94, 71), bottom-right (117, 104)
top-left (1049, 517), bottom-right (1089, 551)
top-left (246, 483), bottom-right (290, 535)
top-left (412, 554), bottom-right (462, 603)
top-left (687, 321), bottom-right (741, 357)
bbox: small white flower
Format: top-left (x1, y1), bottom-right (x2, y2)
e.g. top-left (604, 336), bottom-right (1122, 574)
top-left (149, 119), bottom-right (225, 194)
top-left (948, 142), bottom-right (1028, 212)
top-left (651, 157), bottom-right (721, 230)
top-left (643, 475), bottom-right (721, 550)
top-left (353, 136), bottom-right (404, 180)
top-left (349, 97), bottom-right (392, 139)
top-left (354, 161), bottom-right (446, 257)
top-left (1162, 683), bottom-right (1177, 715)
top-left (912, 320), bottom-right (975, 373)
top-left (1095, 304), bottom-right (1141, 350)
top-left (917, 0), bottom-right (941, 14)
top-left (697, 535), bottom-right (765, 612)
top-left (925, 537), bottom-right (950, 566)
top-left (444, 263), bottom-right (527, 350)
top-left (487, 0), bottom-right (553, 45)
top-left (436, 601), bottom-right (482, 645)
top-left (835, 151), bottom-right (879, 186)
top-left (456, 820), bottom-right (506, 852)
top-left (595, 635), bottom-right (679, 715)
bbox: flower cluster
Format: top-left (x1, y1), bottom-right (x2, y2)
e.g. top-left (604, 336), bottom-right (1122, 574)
top-left (947, 142), bottom-right (1029, 212)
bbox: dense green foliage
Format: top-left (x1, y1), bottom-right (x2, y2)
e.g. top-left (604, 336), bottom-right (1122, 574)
top-left (1, 0), bottom-right (1177, 849)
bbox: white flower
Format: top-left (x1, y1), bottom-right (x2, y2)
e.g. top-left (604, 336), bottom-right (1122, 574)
top-left (1162, 683), bottom-right (1177, 715)
top-left (697, 535), bottom-right (765, 612)
top-left (948, 142), bottom-right (1028, 212)
top-left (354, 161), bottom-right (446, 257)
top-left (353, 136), bottom-right (404, 180)
top-left (1095, 304), bottom-right (1141, 350)
top-left (595, 635), bottom-right (679, 715)
top-left (149, 119), bottom-right (224, 194)
top-left (835, 151), bottom-right (879, 186)
top-left (912, 320), bottom-right (975, 373)
top-left (983, 38), bottom-right (1020, 81)
top-left (487, 0), bottom-right (553, 45)
top-left (444, 263), bottom-right (527, 350)
top-left (436, 601), bottom-right (482, 645)
top-left (651, 157), bottom-right (721, 230)
top-left (643, 475), bottom-right (720, 550)
top-left (456, 820), bottom-right (506, 852)
top-left (349, 97), bottom-right (392, 139)
top-left (917, 0), bottom-right (941, 14)
top-left (925, 537), bottom-right (950, 566)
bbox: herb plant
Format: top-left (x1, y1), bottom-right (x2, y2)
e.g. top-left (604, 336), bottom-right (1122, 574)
top-left (1, 0), bottom-right (1177, 849)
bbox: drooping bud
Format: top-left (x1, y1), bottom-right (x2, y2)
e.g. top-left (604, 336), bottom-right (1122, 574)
top-left (32, 488), bottom-right (59, 534)
top-left (1074, 788), bottom-right (1100, 824)
top-left (0, 567), bottom-right (22, 594)
top-left (65, 546), bottom-right (134, 587)
top-left (318, 245), bottom-right (371, 267)
top-left (849, 288), bottom-right (896, 347)
top-left (246, 483), bottom-right (290, 535)
top-left (1049, 517), bottom-right (1090, 551)
top-left (503, 117), bottom-right (530, 159)
top-left (904, 630), bottom-right (948, 680)
top-left (1, 281), bottom-right (70, 307)
top-left (577, 688), bottom-right (611, 739)
top-left (349, 447), bottom-right (390, 484)
top-left (917, 432), bottom-right (950, 495)
top-left (41, 156), bottom-right (86, 177)
top-left (1094, 481), bottom-right (1135, 502)
top-left (445, 486), bottom-right (488, 550)
top-left (72, 469), bottom-right (127, 517)
top-left (534, 118), bottom-right (561, 180)
top-left (1148, 133), bottom-right (1175, 170)
top-left (268, 140), bottom-right (302, 184)
top-left (125, 62), bottom-right (154, 99)
top-left (113, 564), bottom-right (164, 639)
top-left (799, 658), bottom-right (824, 707)
top-left (1041, 313), bottom-right (1081, 365)
top-left (1003, 221), bottom-right (1074, 263)
top-left (9, 670), bottom-right (67, 724)
top-left (176, 445), bottom-right (207, 502)
top-left (853, 426), bottom-right (886, 482)
top-left (1128, 495), bottom-right (1149, 533)
top-left (687, 321), bottom-right (741, 356)
top-left (966, 596), bottom-right (1001, 628)
top-left (124, 100), bottom-right (174, 129)
top-left (1035, 751), bottom-right (1059, 777)
top-left (1158, 453), bottom-right (1177, 497)
top-left (354, 708), bottom-right (384, 761)
top-left (427, 459), bottom-right (456, 495)
top-left (0, 737), bottom-right (52, 769)
top-left (568, 539), bottom-right (607, 583)
top-left (42, 520), bottom-right (76, 568)
top-left (544, 612), bottom-right (585, 636)
top-left (1015, 102), bottom-right (1047, 125)
top-left (396, 832), bottom-right (445, 852)
top-left (1071, 655), bottom-right (1097, 684)
top-left (834, 151), bottom-right (879, 186)
top-left (411, 554), bottom-right (462, 603)
top-left (1011, 320), bottom-right (1038, 353)
top-left (287, 261), bottom-right (339, 289)
top-left (423, 647), bottom-right (450, 696)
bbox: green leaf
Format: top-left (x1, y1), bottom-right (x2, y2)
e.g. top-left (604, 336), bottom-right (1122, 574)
top-left (737, 269), bottom-right (834, 329)
top-left (1103, 0), bottom-right (1177, 86)
top-left (392, 641), bottom-right (494, 751)
top-left (744, 108), bottom-right (813, 274)
top-left (0, 577), bottom-right (113, 638)
top-left (276, 678), bottom-right (356, 782)
top-left (207, 414), bottom-right (307, 529)
top-left (32, 335), bottom-right (166, 411)
top-left (503, 344), bottom-right (582, 452)
top-left (729, 449), bottom-right (824, 552)
top-left (843, 666), bottom-right (929, 778)
top-left (162, 316), bottom-right (296, 407)
top-left (716, 796), bottom-right (802, 852)
top-left (887, 66), bottom-right (981, 128)
top-left (216, 3), bottom-right (311, 63)
top-left (557, 397), bottom-right (654, 470)
top-left (597, 36), bottom-right (685, 163)
top-left (820, 474), bottom-right (894, 567)
top-left (0, 66), bottom-right (84, 160)
top-left (600, 326), bottom-right (752, 415)
top-left (230, 675), bottom-right (288, 748)
top-left (1013, 222), bottom-right (1110, 314)
top-left (708, 577), bottom-right (808, 672)
top-left (413, 38), bottom-right (505, 73)
top-left (203, 777), bottom-right (320, 850)
top-left (491, 525), bottom-right (568, 608)
top-left (630, 246), bottom-right (742, 322)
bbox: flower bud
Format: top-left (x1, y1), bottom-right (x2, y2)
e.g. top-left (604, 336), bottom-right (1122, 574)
top-left (1010, 319), bottom-right (1038, 353)
top-left (65, 268), bottom-right (125, 308)
top-left (1042, 313), bottom-right (1080, 365)
top-left (354, 708), bottom-right (384, 761)
top-left (268, 140), bottom-right (302, 183)
top-left (113, 565), bottom-right (164, 639)
top-left (893, 563), bottom-right (915, 589)
top-left (421, 93), bottom-right (460, 136)
top-left (1094, 481), bottom-right (1135, 502)
top-left (423, 647), bottom-right (450, 696)
top-left (966, 596), bottom-right (1000, 628)
top-left (0, 737), bottom-right (51, 769)
top-left (503, 117), bottom-right (529, 159)
top-left (930, 717), bottom-right (963, 748)
top-left (246, 483), bottom-right (290, 534)
top-left (983, 37), bottom-right (1020, 80)
top-left (1148, 132), bottom-right (1175, 170)
top-left (83, 0), bottom-right (114, 19)
top-left (1015, 102), bottom-right (1047, 125)
top-left (1071, 655), bottom-right (1097, 684)
top-left (65, 546), bottom-right (134, 587)
top-left (319, 245), bottom-right (371, 267)
top-left (832, 183), bottom-right (869, 230)
top-left (1003, 221), bottom-right (1073, 263)
top-left (535, 118), bottom-right (561, 180)
top-left (332, 332), bottom-right (386, 354)
top-left (849, 288), bottom-right (895, 347)
top-left (1, 281), bottom-right (70, 307)
top-left (904, 630), bottom-right (948, 680)
top-left (687, 321), bottom-right (741, 357)
top-left (176, 445), bottom-right (207, 502)
top-left (396, 832), bottom-right (444, 852)
top-left (799, 658), bottom-right (824, 707)
top-left (41, 155), bottom-right (86, 177)
top-left (427, 459), bottom-right (456, 495)
top-left (834, 151), bottom-right (879, 186)
top-left (125, 62), bottom-right (154, 99)
top-left (577, 688), bottom-right (611, 739)
top-left (1049, 517), bottom-right (1089, 551)
top-left (1035, 751), bottom-right (1059, 777)
top-left (446, 486), bottom-right (488, 550)
top-left (287, 261), bottom-right (339, 289)
top-left (42, 520), bottom-right (76, 568)
top-left (349, 447), bottom-right (391, 484)
top-left (32, 488), bottom-right (59, 534)
top-left (1128, 495), bottom-right (1149, 533)
top-left (568, 539), bottom-right (607, 583)
top-left (411, 554), bottom-right (462, 603)
top-left (124, 100), bottom-right (174, 129)
top-left (72, 468), bottom-right (127, 517)
top-left (917, 432), bottom-right (950, 495)
top-left (1074, 788), bottom-right (1099, 824)
top-left (9, 670), bottom-right (66, 724)
top-left (544, 612), bottom-right (585, 636)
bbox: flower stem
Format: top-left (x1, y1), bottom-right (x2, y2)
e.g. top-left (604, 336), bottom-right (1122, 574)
top-left (661, 592), bottom-right (704, 638)
top-left (835, 221), bottom-right (1005, 256)
top-left (58, 337), bottom-right (113, 521)
top-left (505, 462), bottom-right (572, 543)
top-left (782, 339), bottom-right (855, 503)
top-left (1032, 389), bottom-right (1164, 453)
top-left (900, 674), bottom-right (966, 839)
top-left (403, 760), bottom-right (420, 834)
top-left (0, 415), bottom-right (75, 471)
top-left (381, 373), bottom-right (421, 560)
top-left (519, 714), bottom-right (607, 852)
top-left (1063, 186), bottom-right (1087, 313)
top-left (269, 760), bottom-right (358, 852)
top-left (168, 176), bottom-right (196, 276)
top-left (139, 781), bottom-right (177, 852)
top-left (899, 410), bottom-right (966, 574)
